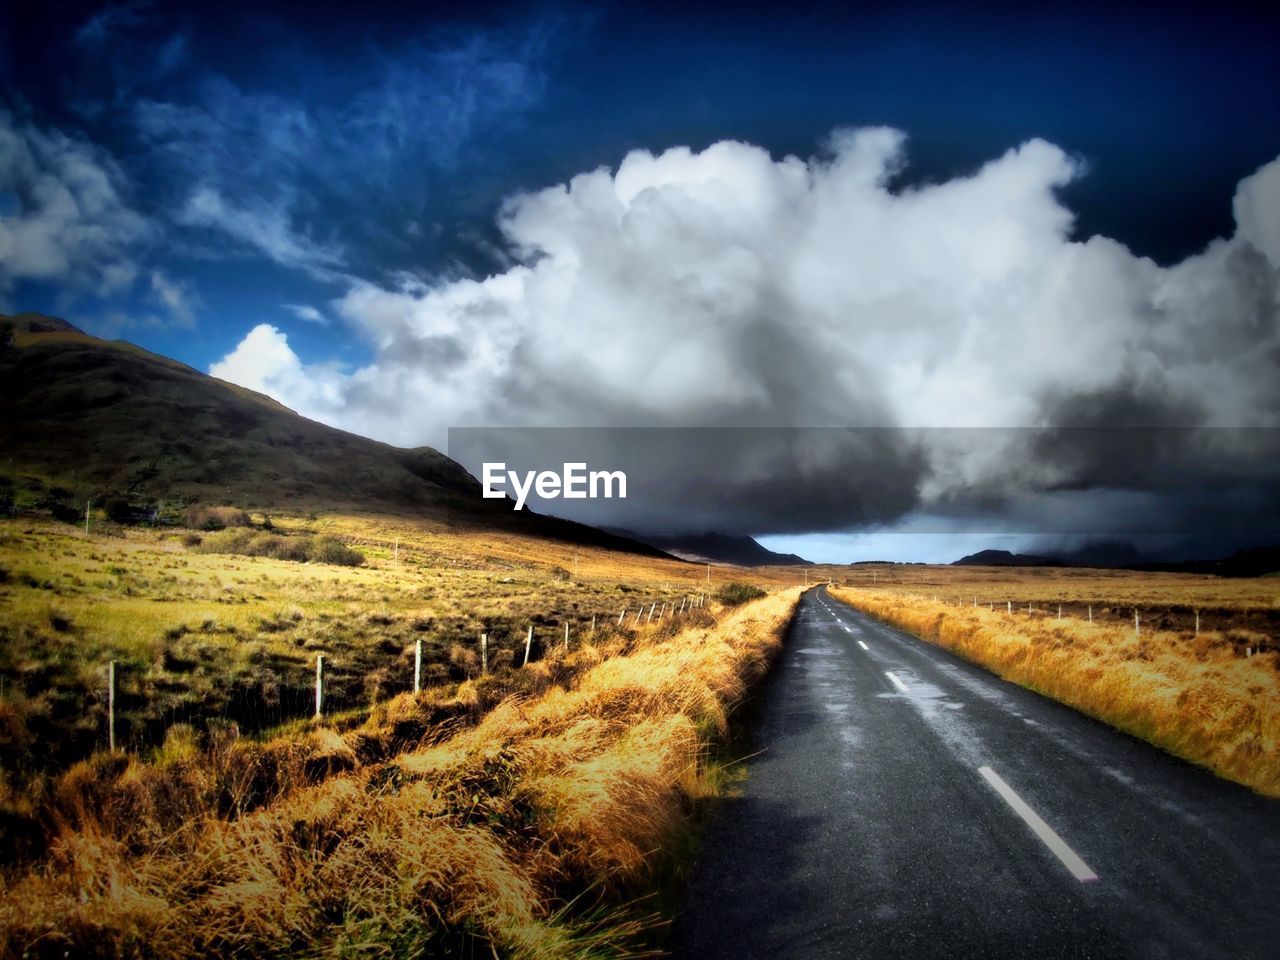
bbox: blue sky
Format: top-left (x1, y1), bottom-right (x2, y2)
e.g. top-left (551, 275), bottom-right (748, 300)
top-left (5, 1), bottom-right (1278, 370)
top-left (4, 1), bottom-right (1280, 560)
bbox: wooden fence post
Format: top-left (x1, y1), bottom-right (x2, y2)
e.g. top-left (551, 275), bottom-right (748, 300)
top-left (414, 639), bottom-right (422, 693)
top-left (314, 655), bottom-right (324, 718)
top-left (618, 608), bottom-right (626, 626)
top-left (108, 660), bottom-right (116, 751)
top-left (1195, 610), bottom-right (1200, 635)
top-left (563, 621), bottom-right (569, 649)
top-left (523, 625), bottom-right (533, 666)
top-left (591, 615), bottom-right (596, 635)
top-left (481, 633), bottom-right (488, 675)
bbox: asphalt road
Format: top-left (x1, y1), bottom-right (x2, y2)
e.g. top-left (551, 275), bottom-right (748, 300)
top-left (670, 586), bottom-right (1280, 959)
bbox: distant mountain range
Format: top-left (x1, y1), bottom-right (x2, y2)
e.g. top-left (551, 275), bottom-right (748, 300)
top-left (954, 543), bottom-right (1280, 578)
top-left (610, 530), bottom-right (811, 567)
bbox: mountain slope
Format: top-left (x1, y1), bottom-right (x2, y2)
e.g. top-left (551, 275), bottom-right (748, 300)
top-left (0, 312), bottom-right (667, 556)
top-left (614, 530), bottom-right (811, 567)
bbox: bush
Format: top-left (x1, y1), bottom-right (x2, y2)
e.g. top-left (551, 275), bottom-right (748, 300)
top-left (103, 497), bottom-right (130, 523)
top-left (189, 529), bottom-right (364, 567)
top-left (309, 536), bottom-right (365, 567)
top-left (182, 505), bottom-right (251, 531)
top-left (715, 582), bottom-right (767, 606)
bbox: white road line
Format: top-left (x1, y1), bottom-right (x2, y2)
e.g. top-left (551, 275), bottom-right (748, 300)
top-left (885, 670), bottom-right (909, 693)
top-left (978, 766), bottom-right (1099, 884)
top-left (857, 640), bottom-right (869, 651)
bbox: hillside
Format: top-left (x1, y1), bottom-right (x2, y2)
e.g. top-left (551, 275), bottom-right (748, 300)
top-left (0, 312), bottom-right (665, 556)
top-left (613, 530), bottom-right (811, 566)
top-left (954, 543), bottom-right (1280, 577)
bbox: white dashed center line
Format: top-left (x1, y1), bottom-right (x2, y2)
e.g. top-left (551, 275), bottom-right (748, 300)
top-left (857, 640), bottom-right (869, 651)
top-left (978, 766), bottom-right (1099, 883)
top-left (885, 670), bottom-right (909, 693)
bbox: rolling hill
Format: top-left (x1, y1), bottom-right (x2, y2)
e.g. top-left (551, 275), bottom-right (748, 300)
top-left (0, 312), bottom-right (667, 556)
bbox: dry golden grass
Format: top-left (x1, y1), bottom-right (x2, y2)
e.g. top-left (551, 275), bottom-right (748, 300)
top-left (829, 583), bottom-right (1280, 796)
top-left (0, 513), bottom-right (799, 786)
top-left (0, 581), bottom-right (800, 957)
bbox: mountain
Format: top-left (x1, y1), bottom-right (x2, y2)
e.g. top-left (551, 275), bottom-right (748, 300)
top-left (614, 530), bottom-right (810, 567)
top-left (0, 312), bottom-right (665, 556)
top-left (952, 549), bottom-right (1062, 568)
top-left (954, 541), bottom-right (1280, 578)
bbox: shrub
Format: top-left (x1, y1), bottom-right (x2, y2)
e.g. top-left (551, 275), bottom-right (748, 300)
top-left (715, 582), bottom-right (767, 606)
top-left (189, 529), bottom-right (364, 567)
top-left (309, 536), bottom-right (365, 567)
top-left (180, 532), bottom-right (203, 547)
top-left (182, 505), bottom-right (251, 531)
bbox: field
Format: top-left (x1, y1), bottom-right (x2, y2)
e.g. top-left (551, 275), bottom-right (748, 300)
top-left (829, 566), bottom-right (1280, 796)
top-left (0, 513), bottom-right (783, 780)
top-left (0, 512), bottom-right (799, 956)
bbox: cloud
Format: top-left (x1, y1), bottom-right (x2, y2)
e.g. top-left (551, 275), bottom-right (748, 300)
top-left (146, 269), bottom-right (196, 326)
top-left (211, 130), bottom-right (1280, 545)
top-left (282, 303), bottom-right (327, 325)
top-left (0, 110), bottom-right (149, 297)
top-left (209, 323), bottom-right (348, 412)
top-left (133, 28), bottom-right (551, 275)
top-left (178, 185), bottom-right (343, 273)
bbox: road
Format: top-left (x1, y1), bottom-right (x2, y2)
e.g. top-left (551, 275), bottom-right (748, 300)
top-left (670, 586), bottom-right (1280, 959)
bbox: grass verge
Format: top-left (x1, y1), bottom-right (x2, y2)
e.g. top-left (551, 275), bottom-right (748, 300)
top-left (0, 589), bottom-right (800, 958)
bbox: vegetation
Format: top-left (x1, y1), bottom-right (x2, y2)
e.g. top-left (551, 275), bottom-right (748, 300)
top-left (0, 513), bottom-right (798, 957)
top-left (182, 505), bottom-right (252, 530)
top-left (829, 583), bottom-right (1280, 796)
top-left (714, 582), bottom-right (768, 606)
top-left (193, 527), bottom-right (366, 565)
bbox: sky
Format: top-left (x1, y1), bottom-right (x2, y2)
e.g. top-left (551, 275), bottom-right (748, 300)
top-left (3, 0), bottom-right (1280, 562)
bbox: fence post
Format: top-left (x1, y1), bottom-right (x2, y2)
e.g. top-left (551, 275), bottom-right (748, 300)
top-left (633, 609), bottom-right (642, 626)
top-left (314, 655), bottom-right (324, 718)
top-left (480, 633), bottom-right (488, 675)
top-left (647, 602), bottom-right (656, 623)
top-left (414, 639), bottom-right (422, 693)
top-left (1195, 610), bottom-right (1199, 635)
top-left (618, 608), bottom-right (626, 626)
top-left (591, 615), bottom-right (596, 635)
top-left (1058, 604), bottom-right (1062, 620)
top-left (563, 621), bottom-right (569, 649)
top-left (1007, 600), bottom-right (1011, 614)
top-left (679, 597), bottom-right (686, 614)
top-left (1088, 605), bottom-right (1093, 623)
top-left (523, 625), bottom-right (533, 666)
top-left (85, 499), bottom-right (92, 538)
top-left (108, 660), bottom-right (116, 752)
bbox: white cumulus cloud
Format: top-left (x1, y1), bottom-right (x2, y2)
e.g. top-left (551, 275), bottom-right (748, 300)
top-left (210, 129), bottom-right (1280, 534)
top-left (0, 110), bottom-right (149, 298)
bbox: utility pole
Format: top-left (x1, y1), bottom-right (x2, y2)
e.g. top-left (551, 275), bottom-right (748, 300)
top-left (85, 499), bottom-right (91, 537)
